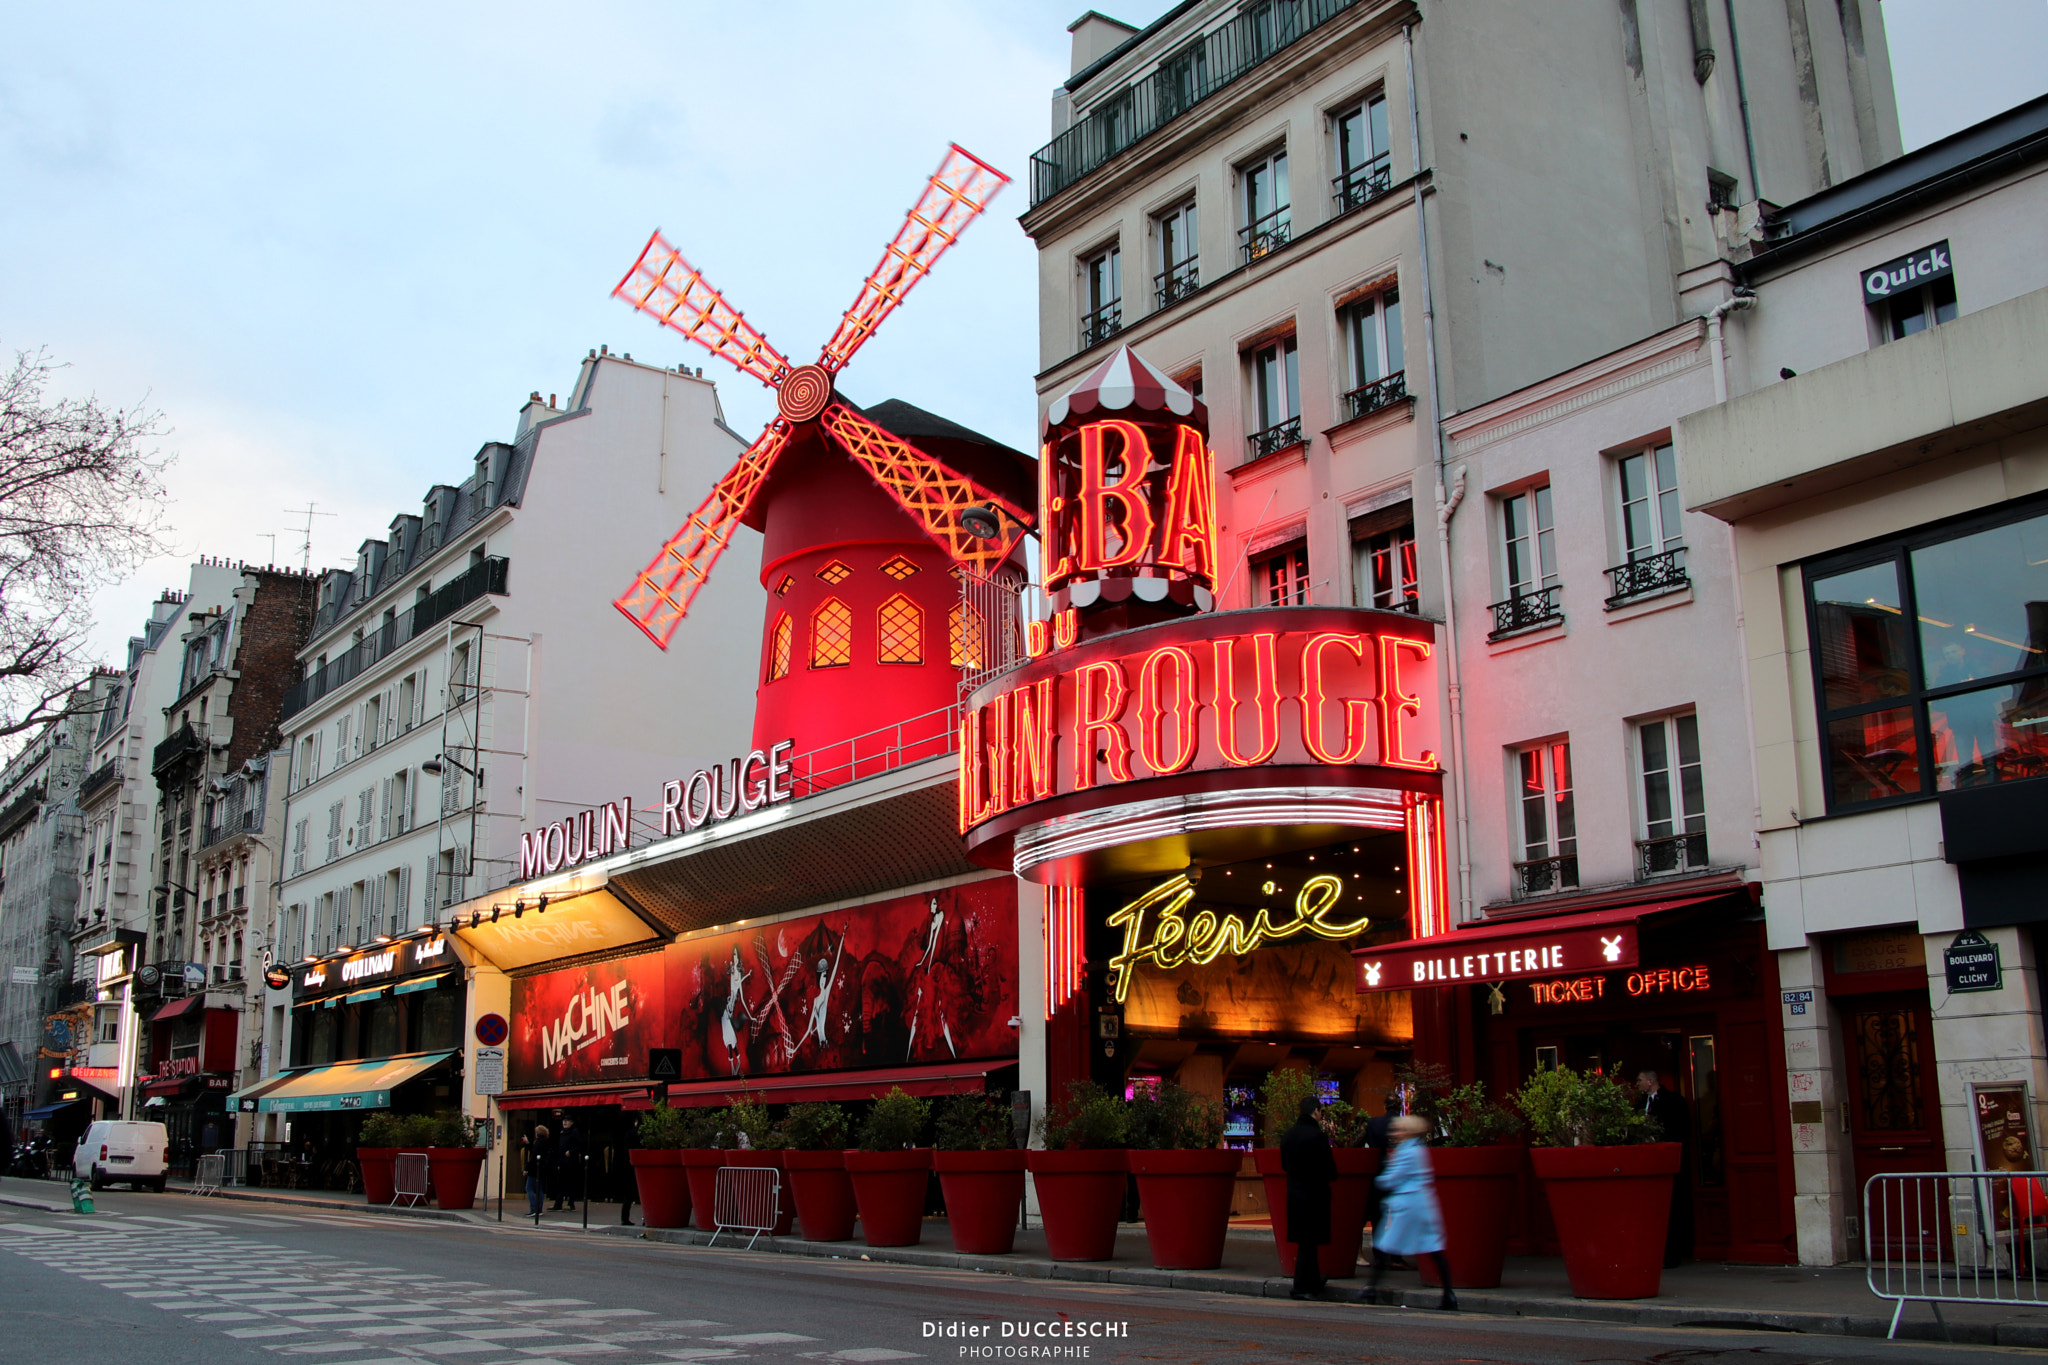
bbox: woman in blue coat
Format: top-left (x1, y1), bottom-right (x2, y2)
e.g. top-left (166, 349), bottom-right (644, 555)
top-left (1370, 1115), bottom-right (1456, 1310)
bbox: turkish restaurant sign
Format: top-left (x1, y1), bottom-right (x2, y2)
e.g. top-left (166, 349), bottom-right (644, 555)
top-left (960, 605), bottom-right (1438, 838)
top-left (1354, 919), bottom-right (1639, 992)
top-left (295, 934), bottom-right (452, 1002)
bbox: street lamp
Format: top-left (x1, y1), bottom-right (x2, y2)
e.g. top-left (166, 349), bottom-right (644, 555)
top-left (418, 753), bottom-right (481, 780)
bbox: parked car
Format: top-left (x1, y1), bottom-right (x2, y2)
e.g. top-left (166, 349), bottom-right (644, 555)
top-left (73, 1121), bottom-right (169, 1191)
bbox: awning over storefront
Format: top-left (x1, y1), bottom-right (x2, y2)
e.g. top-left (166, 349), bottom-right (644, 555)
top-left (664, 1059), bottom-right (1011, 1108)
top-left (251, 1050), bottom-right (455, 1113)
top-left (393, 973), bottom-right (448, 996)
top-left (451, 882), bottom-right (661, 970)
top-left (23, 1100), bottom-right (84, 1121)
top-left (1355, 892), bottom-right (1730, 993)
top-left (60, 1073), bottom-right (118, 1103)
top-left (227, 1070), bottom-right (299, 1111)
top-left (495, 1085), bottom-right (657, 1112)
top-left (150, 995), bottom-right (205, 1022)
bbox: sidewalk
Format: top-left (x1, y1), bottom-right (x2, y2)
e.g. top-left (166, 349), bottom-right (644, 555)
top-left (9, 1176), bottom-right (2041, 1347)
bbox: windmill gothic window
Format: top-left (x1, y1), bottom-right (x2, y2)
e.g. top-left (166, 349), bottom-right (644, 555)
top-left (810, 598), bottom-right (853, 668)
top-left (949, 603), bottom-right (986, 669)
top-left (767, 613), bottom-right (793, 680)
top-left (877, 594), bottom-right (923, 665)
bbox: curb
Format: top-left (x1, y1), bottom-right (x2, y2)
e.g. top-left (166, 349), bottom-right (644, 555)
top-left (635, 1227), bottom-right (2048, 1347)
top-left (0, 1192), bottom-right (75, 1215)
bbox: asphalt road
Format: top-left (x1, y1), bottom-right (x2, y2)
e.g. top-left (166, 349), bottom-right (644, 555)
top-left (0, 1183), bottom-right (2016, 1365)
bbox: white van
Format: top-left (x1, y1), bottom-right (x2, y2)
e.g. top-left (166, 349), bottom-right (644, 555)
top-left (72, 1120), bottom-right (169, 1191)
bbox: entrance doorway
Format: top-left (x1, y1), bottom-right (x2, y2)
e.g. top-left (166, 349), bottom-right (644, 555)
top-left (1839, 991), bottom-right (1945, 1256)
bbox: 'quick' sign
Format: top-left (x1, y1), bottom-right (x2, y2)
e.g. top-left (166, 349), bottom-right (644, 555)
top-left (1862, 240), bottom-right (1951, 302)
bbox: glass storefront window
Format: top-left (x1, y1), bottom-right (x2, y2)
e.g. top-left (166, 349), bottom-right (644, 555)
top-left (1810, 562), bottom-right (1913, 709)
top-left (1827, 708), bottom-right (1921, 805)
top-left (419, 982), bottom-right (462, 1051)
top-left (1929, 680), bottom-right (2048, 789)
top-left (366, 997), bottom-right (402, 1059)
top-left (1911, 513), bottom-right (2048, 686)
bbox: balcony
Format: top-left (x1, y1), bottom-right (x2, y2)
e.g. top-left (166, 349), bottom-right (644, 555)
top-left (151, 724), bottom-right (208, 781)
top-left (1342, 371), bottom-right (1408, 422)
top-left (1029, 0), bottom-right (1366, 205)
top-left (200, 806), bottom-right (260, 850)
top-left (1239, 208), bottom-right (1292, 264)
top-left (1245, 416), bottom-right (1305, 463)
top-left (1514, 854), bottom-right (1580, 898)
top-left (1079, 303), bottom-right (1123, 350)
top-left (1488, 585), bottom-right (1564, 640)
top-left (283, 555), bottom-right (508, 720)
top-left (1154, 259), bottom-right (1199, 308)
top-left (78, 758), bottom-right (121, 804)
top-left (1638, 832), bottom-right (1710, 879)
top-left (1605, 547), bottom-right (1689, 607)
top-left (1332, 154), bottom-right (1394, 215)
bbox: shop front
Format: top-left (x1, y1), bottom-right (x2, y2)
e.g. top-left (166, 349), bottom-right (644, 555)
top-left (140, 995), bottom-right (239, 1162)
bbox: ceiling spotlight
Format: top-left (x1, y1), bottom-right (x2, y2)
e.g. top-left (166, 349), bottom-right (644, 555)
top-left (514, 900), bottom-right (525, 919)
top-left (490, 906), bottom-right (501, 923)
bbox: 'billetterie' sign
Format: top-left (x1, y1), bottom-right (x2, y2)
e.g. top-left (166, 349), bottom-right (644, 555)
top-left (959, 606), bottom-right (1438, 837)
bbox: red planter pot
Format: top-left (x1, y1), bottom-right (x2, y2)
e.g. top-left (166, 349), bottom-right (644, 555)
top-left (427, 1147), bottom-right (488, 1210)
top-left (723, 1149), bottom-right (794, 1235)
top-left (629, 1150), bottom-right (692, 1229)
top-left (844, 1149), bottom-right (933, 1247)
top-left (356, 1148), bottom-right (398, 1206)
top-left (1026, 1149), bottom-right (1127, 1262)
top-left (1419, 1146), bottom-right (1524, 1290)
top-left (1130, 1149), bottom-right (1243, 1271)
top-left (783, 1150), bottom-right (857, 1242)
top-left (1530, 1143), bottom-right (1681, 1299)
top-left (1253, 1146), bottom-right (1377, 1279)
top-left (934, 1150), bottom-right (1027, 1255)
top-left (682, 1150), bottom-right (724, 1232)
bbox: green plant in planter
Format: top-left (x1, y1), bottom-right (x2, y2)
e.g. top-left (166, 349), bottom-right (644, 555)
top-left (637, 1101), bottom-right (692, 1150)
top-left (1514, 1067), bottom-right (1661, 1147)
top-left (1034, 1080), bottom-right (1128, 1150)
top-left (674, 1105), bottom-right (722, 1149)
top-left (713, 1094), bottom-right (773, 1150)
top-left (934, 1091), bottom-right (1014, 1151)
top-left (395, 1113), bottom-right (438, 1147)
top-left (857, 1087), bottom-right (930, 1151)
top-left (429, 1111), bottom-right (475, 1148)
top-left (1435, 1081), bottom-right (1524, 1147)
top-left (1125, 1081), bottom-right (1226, 1150)
top-left (1395, 1061), bottom-right (1455, 1133)
top-left (358, 1113), bottom-right (403, 1147)
top-left (776, 1102), bottom-right (849, 1152)
top-left (1317, 1099), bottom-right (1370, 1147)
top-left (1255, 1068), bottom-right (1323, 1146)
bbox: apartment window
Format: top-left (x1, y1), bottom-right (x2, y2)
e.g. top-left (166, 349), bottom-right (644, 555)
top-left (396, 674), bottom-right (416, 734)
top-left (390, 770), bottom-right (410, 836)
top-left (1339, 289), bottom-right (1405, 420)
top-left (876, 594), bottom-right (923, 665)
top-left (767, 613), bottom-right (793, 681)
top-left (1492, 485), bottom-right (1562, 637)
top-left (1155, 200), bottom-right (1199, 307)
top-left (1239, 147), bottom-right (1290, 261)
top-left (450, 642), bottom-right (473, 701)
top-left (1256, 539), bottom-right (1310, 606)
top-left (1246, 335), bottom-right (1302, 461)
top-left (1806, 499), bottom-right (2048, 809)
top-left (948, 602), bottom-right (985, 669)
top-left (1515, 741), bottom-right (1578, 896)
top-left (1081, 244), bottom-right (1122, 348)
top-left (810, 598), bottom-right (852, 669)
top-left (363, 694), bottom-right (382, 752)
top-left (1350, 504), bottom-right (1418, 613)
top-left (1606, 442), bottom-right (1689, 604)
top-left (1638, 713), bottom-right (1708, 877)
top-left (1333, 92), bottom-right (1392, 212)
top-left (325, 802), bottom-right (343, 862)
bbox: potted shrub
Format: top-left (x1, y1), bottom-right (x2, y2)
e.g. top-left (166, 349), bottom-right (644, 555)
top-left (845, 1087), bottom-right (932, 1247)
top-left (676, 1105), bottom-right (726, 1232)
top-left (356, 1113), bottom-right (403, 1205)
top-left (715, 1094), bottom-right (792, 1235)
top-left (932, 1091), bottom-right (1025, 1255)
top-left (1514, 1066), bottom-right (1676, 1299)
top-left (1027, 1081), bottom-right (1129, 1262)
top-left (1250, 1070), bottom-right (1377, 1281)
top-left (630, 1101), bottom-right (694, 1229)
top-left (1126, 1081), bottom-right (1237, 1271)
top-left (1415, 1075), bottom-right (1524, 1291)
top-left (777, 1102), bottom-right (856, 1242)
top-left (423, 1111), bottom-right (488, 1211)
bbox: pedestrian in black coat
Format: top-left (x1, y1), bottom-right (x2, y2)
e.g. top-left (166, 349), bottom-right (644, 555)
top-left (1637, 1069), bottom-right (1694, 1267)
top-left (1280, 1097), bottom-right (1339, 1299)
top-left (555, 1115), bottom-right (586, 1211)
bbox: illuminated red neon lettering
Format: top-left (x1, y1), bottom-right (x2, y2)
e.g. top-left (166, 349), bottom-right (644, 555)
top-left (1072, 660), bottom-right (1134, 790)
top-left (1300, 631), bottom-right (1374, 765)
top-left (1134, 645), bottom-right (1199, 776)
top-left (1010, 677), bottom-right (1057, 805)
top-left (1040, 441), bottom-right (1072, 584)
top-left (981, 691), bottom-right (1012, 820)
top-left (1075, 420), bottom-right (1156, 570)
top-left (1212, 633), bottom-right (1281, 766)
top-left (1625, 965), bottom-right (1710, 996)
top-left (1379, 636), bottom-right (1438, 770)
top-left (1156, 424), bottom-right (1218, 585)
top-left (659, 779), bottom-right (685, 836)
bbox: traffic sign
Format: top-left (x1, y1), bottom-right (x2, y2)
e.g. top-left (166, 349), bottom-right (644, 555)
top-left (649, 1048), bottom-right (681, 1081)
top-left (474, 1047), bottom-right (506, 1096)
top-left (475, 1012), bottom-right (509, 1046)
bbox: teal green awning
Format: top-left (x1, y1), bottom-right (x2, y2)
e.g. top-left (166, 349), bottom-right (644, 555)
top-left (254, 1051), bottom-right (454, 1113)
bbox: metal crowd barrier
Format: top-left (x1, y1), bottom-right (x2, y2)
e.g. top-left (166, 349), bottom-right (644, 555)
top-left (709, 1165), bottom-right (782, 1250)
top-left (192, 1154), bottom-right (226, 1196)
top-left (1865, 1170), bottom-right (2048, 1339)
top-left (220, 1148), bottom-right (250, 1187)
top-left (392, 1152), bottom-right (431, 1208)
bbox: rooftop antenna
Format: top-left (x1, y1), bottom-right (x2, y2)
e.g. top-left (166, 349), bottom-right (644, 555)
top-left (285, 503), bottom-right (336, 572)
top-left (256, 533), bottom-right (278, 565)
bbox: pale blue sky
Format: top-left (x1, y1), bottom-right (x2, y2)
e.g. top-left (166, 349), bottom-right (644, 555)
top-left (0, 1), bottom-right (2041, 663)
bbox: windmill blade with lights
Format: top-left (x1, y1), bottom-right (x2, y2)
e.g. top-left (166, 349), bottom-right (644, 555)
top-left (612, 145), bottom-right (1032, 650)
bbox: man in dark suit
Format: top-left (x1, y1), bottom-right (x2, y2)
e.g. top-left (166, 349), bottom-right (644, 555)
top-left (1280, 1097), bottom-right (1339, 1299)
top-left (1637, 1069), bottom-right (1694, 1267)
top-left (555, 1114), bottom-right (586, 1211)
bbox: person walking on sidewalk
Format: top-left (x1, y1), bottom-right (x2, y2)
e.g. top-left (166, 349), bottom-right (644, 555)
top-left (1637, 1068), bottom-right (1694, 1268)
top-left (1281, 1096), bottom-right (1338, 1300)
top-left (554, 1115), bottom-right (586, 1211)
top-left (1367, 1115), bottom-right (1456, 1312)
top-left (522, 1124), bottom-right (552, 1224)
top-left (608, 1127), bottom-right (637, 1227)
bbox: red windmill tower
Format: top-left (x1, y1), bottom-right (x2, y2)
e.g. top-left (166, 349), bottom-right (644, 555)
top-left (612, 146), bottom-right (1034, 775)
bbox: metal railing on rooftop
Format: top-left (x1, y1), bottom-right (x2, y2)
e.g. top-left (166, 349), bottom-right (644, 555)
top-left (1030, 0), bottom-right (1366, 205)
top-left (282, 556), bottom-right (507, 720)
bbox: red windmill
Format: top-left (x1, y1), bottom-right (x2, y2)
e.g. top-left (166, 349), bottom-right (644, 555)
top-left (612, 145), bottom-right (1035, 770)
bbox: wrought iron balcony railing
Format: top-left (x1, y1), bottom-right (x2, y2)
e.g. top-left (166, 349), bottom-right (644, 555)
top-left (78, 758), bottom-right (121, 804)
top-left (1343, 370), bottom-right (1408, 422)
top-left (1246, 416), bottom-right (1305, 463)
top-left (1515, 853), bottom-right (1579, 898)
top-left (1605, 547), bottom-right (1689, 607)
top-left (1154, 259), bottom-right (1199, 308)
top-left (1488, 585), bottom-right (1564, 639)
top-left (1638, 832), bottom-right (1709, 879)
top-left (282, 556), bottom-right (508, 720)
top-left (1332, 154), bottom-right (1393, 214)
top-left (1239, 208), bottom-right (1292, 263)
top-left (151, 723), bottom-right (208, 779)
top-left (1079, 303), bottom-right (1123, 349)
